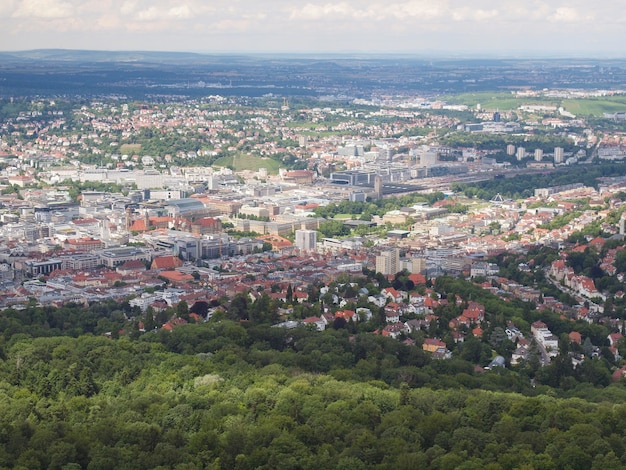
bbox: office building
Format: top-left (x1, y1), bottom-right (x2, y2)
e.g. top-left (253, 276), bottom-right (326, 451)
top-left (506, 144), bottom-right (516, 156)
top-left (554, 147), bottom-right (564, 163)
top-left (295, 229), bottom-right (317, 252)
top-left (376, 249), bottom-right (400, 276)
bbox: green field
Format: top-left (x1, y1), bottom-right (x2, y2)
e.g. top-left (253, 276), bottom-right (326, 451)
top-left (563, 97), bottom-right (626, 116)
top-left (119, 143), bottom-right (142, 154)
top-left (213, 154), bottom-right (282, 173)
top-left (441, 91), bottom-right (626, 117)
top-left (440, 91), bottom-right (557, 111)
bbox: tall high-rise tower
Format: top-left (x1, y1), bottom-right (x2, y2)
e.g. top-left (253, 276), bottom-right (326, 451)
top-left (376, 249), bottom-right (400, 276)
top-left (374, 176), bottom-right (383, 199)
top-left (506, 144), bottom-right (516, 156)
top-left (554, 147), bottom-right (564, 163)
top-left (295, 229), bottom-right (317, 252)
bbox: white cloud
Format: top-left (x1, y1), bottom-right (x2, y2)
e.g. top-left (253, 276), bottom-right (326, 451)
top-left (168, 5), bottom-right (193, 20)
top-left (0, 0), bottom-right (625, 54)
top-left (450, 7), bottom-right (499, 22)
top-left (289, 1), bottom-right (451, 21)
top-left (12, 0), bottom-right (73, 18)
top-left (120, 1), bottom-right (209, 22)
top-left (0, 1), bottom-right (18, 18)
top-left (290, 2), bottom-right (355, 20)
top-left (287, 0), bottom-right (608, 25)
top-left (548, 7), bottom-right (592, 23)
top-left (383, 1), bottom-right (448, 20)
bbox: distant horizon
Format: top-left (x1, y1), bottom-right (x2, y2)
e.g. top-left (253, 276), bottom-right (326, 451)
top-left (2, 48), bottom-right (626, 61)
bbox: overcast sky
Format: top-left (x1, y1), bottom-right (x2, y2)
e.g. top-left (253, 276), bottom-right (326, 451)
top-left (1, 0), bottom-right (624, 56)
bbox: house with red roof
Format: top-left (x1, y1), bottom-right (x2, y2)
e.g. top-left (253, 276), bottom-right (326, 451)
top-left (191, 217), bottom-right (222, 235)
top-left (381, 287), bottom-right (406, 303)
top-left (613, 366), bottom-right (626, 382)
top-left (382, 322), bottom-right (407, 339)
top-left (422, 338), bottom-right (448, 353)
top-left (335, 310), bottom-right (356, 322)
top-left (103, 271), bottom-right (124, 286)
top-left (573, 275), bottom-right (604, 300)
top-left (129, 216), bottom-right (174, 233)
top-left (449, 315), bottom-right (471, 330)
top-left (162, 317), bottom-right (188, 331)
top-left (609, 332), bottom-right (623, 347)
top-left (158, 271), bottom-right (195, 284)
top-left (117, 259), bottom-right (147, 275)
top-left (66, 237), bottom-right (104, 252)
top-left (423, 296), bottom-right (439, 311)
top-left (302, 316), bottom-right (325, 331)
top-left (408, 273), bottom-right (427, 285)
top-left (461, 302), bottom-right (485, 325)
top-left (151, 255), bottom-right (183, 271)
top-left (588, 237), bottom-right (606, 250)
top-left (293, 291), bottom-right (309, 303)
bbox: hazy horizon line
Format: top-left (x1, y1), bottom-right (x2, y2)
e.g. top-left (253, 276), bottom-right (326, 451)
top-left (1, 48), bottom-right (626, 61)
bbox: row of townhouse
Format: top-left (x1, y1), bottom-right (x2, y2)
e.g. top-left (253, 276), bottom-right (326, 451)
top-left (550, 259), bottom-right (606, 301)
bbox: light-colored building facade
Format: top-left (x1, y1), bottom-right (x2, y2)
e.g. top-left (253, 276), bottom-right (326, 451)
top-left (376, 248), bottom-right (400, 276)
top-left (295, 229), bottom-right (317, 252)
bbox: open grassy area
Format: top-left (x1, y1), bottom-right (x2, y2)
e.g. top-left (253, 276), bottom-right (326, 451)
top-left (440, 91), bottom-right (557, 111)
top-left (441, 91), bottom-right (626, 117)
top-left (213, 154), bottom-right (282, 173)
top-left (119, 143), bottom-right (142, 154)
top-left (563, 97), bottom-right (626, 116)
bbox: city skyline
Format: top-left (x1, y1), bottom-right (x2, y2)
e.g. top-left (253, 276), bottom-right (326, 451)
top-left (1, 0), bottom-right (625, 57)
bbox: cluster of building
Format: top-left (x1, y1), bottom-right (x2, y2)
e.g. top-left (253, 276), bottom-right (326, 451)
top-left (3, 93), bottom-right (626, 370)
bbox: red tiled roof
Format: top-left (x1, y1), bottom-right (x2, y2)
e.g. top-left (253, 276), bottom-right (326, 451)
top-left (151, 256), bottom-right (183, 270)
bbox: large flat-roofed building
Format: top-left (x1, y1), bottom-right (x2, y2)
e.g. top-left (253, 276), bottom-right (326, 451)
top-left (330, 170), bottom-right (377, 186)
top-left (201, 235), bottom-right (230, 259)
top-left (98, 247), bottom-right (151, 268)
top-left (165, 198), bottom-right (210, 220)
top-left (235, 217), bottom-right (323, 236)
top-left (176, 238), bottom-right (202, 261)
top-left (61, 253), bottom-right (100, 270)
top-left (24, 259), bottom-right (63, 276)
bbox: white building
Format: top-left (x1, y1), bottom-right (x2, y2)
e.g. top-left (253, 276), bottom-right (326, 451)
top-left (376, 248), bottom-right (400, 276)
top-left (554, 147), bottom-right (564, 163)
top-left (295, 229), bottom-right (317, 252)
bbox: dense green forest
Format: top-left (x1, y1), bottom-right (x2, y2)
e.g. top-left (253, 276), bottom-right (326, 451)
top-left (1, 281), bottom-right (626, 468)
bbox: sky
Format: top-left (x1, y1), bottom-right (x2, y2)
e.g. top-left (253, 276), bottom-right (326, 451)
top-left (1, 0), bottom-right (625, 56)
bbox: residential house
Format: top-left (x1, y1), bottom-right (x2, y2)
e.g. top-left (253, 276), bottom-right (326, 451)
top-left (302, 316), bottom-right (326, 331)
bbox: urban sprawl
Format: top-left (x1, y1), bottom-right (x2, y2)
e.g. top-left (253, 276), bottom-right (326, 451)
top-left (3, 88), bottom-right (626, 373)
